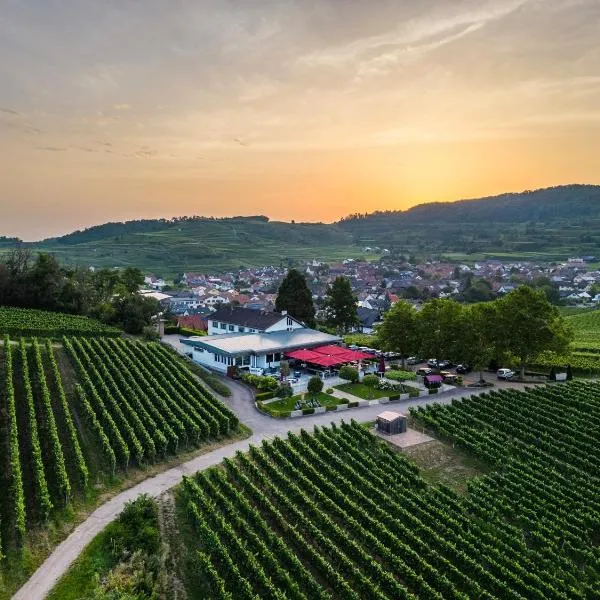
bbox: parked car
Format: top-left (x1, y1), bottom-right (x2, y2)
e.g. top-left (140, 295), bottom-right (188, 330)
top-left (440, 371), bottom-right (458, 383)
top-left (417, 367), bottom-right (433, 376)
top-left (406, 356), bottom-right (420, 365)
top-left (456, 364), bottom-right (471, 374)
top-left (427, 359), bottom-right (438, 368)
top-left (438, 359), bottom-right (453, 369)
top-left (249, 366), bottom-right (265, 376)
top-left (497, 368), bottom-right (515, 380)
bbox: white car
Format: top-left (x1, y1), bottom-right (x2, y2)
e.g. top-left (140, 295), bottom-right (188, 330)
top-left (497, 368), bottom-right (515, 380)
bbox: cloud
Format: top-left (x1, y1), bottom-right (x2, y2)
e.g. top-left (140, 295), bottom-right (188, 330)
top-left (36, 146), bottom-right (68, 152)
top-left (113, 103), bottom-right (131, 111)
top-left (0, 108), bottom-right (21, 116)
top-left (298, 0), bottom-right (539, 72)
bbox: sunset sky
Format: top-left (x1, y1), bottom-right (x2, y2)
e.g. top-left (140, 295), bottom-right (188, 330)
top-left (1, 0), bottom-right (599, 240)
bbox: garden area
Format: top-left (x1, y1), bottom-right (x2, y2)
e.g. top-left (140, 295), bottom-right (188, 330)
top-left (258, 391), bottom-right (347, 417)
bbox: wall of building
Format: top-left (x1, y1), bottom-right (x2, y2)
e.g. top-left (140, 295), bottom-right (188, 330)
top-left (208, 320), bottom-right (261, 335)
top-left (191, 346), bottom-right (283, 374)
top-left (265, 316), bottom-right (304, 333)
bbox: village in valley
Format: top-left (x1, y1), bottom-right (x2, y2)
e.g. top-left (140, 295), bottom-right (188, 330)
top-left (142, 255), bottom-right (600, 333)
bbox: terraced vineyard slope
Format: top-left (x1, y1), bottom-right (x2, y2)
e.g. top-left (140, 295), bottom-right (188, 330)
top-left (179, 385), bottom-right (599, 599)
top-left (534, 308), bottom-right (600, 374)
top-left (0, 336), bottom-right (240, 597)
top-left (0, 306), bottom-right (121, 338)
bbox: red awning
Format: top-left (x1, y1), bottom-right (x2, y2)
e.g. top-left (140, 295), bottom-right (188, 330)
top-left (285, 344), bottom-right (375, 366)
top-left (314, 344), bottom-right (349, 356)
top-left (309, 355), bottom-right (345, 367)
top-left (286, 349), bottom-right (323, 362)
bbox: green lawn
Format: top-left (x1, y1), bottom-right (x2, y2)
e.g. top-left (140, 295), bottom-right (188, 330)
top-left (335, 382), bottom-right (396, 399)
top-left (335, 382), bottom-right (419, 399)
top-left (259, 392), bottom-right (345, 417)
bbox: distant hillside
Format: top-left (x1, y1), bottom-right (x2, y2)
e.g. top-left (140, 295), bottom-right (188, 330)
top-left (337, 185), bottom-right (600, 259)
top-left (32, 216), bottom-right (359, 275)
top-left (4, 184), bottom-right (600, 274)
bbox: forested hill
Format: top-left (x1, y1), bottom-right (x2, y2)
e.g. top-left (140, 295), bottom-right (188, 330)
top-left (338, 185), bottom-right (600, 232)
top-left (4, 184), bottom-right (600, 274)
top-left (335, 184), bottom-right (600, 260)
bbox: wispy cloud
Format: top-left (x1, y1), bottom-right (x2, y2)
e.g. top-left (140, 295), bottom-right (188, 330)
top-left (0, 107), bottom-right (21, 116)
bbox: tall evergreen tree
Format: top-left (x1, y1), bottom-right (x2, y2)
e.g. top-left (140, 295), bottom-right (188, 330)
top-left (275, 269), bottom-right (315, 327)
top-left (323, 276), bottom-right (358, 333)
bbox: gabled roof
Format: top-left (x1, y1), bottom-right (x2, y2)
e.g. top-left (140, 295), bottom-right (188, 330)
top-left (209, 306), bottom-right (300, 330)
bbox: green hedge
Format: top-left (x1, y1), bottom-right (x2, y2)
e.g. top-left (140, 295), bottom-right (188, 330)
top-left (179, 327), bottom-right (207, 337)
top-left (386, 370), bottom-right (417, 382)
top-left (164, 325), bottom-right (180, 335)
top-left (388, 393), bottom-right (401, 401)
top-left (326, 405), bottom-right (337, 412)
top-left (302, 407), bottom-right (315, 415)
top-left (256, 391), bottom-right (276, 401)
top-left (348, 401), bottom-right (359, 408)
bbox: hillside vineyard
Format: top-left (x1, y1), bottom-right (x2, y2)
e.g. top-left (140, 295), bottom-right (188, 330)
top-left (180, 393), bottom-right (599, 599)
top-left (0, 336), bottom-right (238, 553)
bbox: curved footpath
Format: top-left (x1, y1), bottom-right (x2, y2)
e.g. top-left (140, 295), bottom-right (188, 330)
top-left (14, 377), bottom-right (496, 600)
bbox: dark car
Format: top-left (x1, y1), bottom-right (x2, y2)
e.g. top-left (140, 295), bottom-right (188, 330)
top-left (438, 359), bottom-right (453, 369)
top-left (427, 359), bottom-right (438, 368)
top-left (456, 364), bottom-right (471, 374)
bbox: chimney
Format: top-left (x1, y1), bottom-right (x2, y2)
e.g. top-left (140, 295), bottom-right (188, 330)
top-left (281, 310), bottom-right (288, 316)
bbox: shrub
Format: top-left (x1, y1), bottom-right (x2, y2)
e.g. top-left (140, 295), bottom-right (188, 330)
top-left (326, 405), bottom-right (337, 412)
top-left (164, 325), bottom-right (180, 335)
top-left (276, 384), bottom-right (293, 398)
top-left (348, 401), bottom-right (359, 408)
top-left (142, 325), bottom-right (160, 341)
top-left (388, 393), bottom-right (401, 401)
top-left (429, 387), bottom-right (438, 395)
top-left (386, 370), bottom-right (417, 382)
top-left (256, 391), bottom-right (275, 401)
top-left (302, 407), bottom-right (315, 415)
top-left (325, 387), bottom-right (334, 394)
top-left (307, 376), bottom-right (324, 396)
top-left (179, 327), bottom-right (207, 337)
top-left (339, 365), bottom-right (359, 383)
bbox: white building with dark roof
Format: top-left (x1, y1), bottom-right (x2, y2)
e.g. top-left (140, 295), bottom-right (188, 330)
top-left (181, 328), bottom-right (341, 373)
top-left (208, 306), bottom-right (305, 335)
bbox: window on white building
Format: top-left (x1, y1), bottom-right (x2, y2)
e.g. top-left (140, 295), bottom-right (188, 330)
top-left (228, 324), bottom-right (235, 331)
top-left (220, 322), bottom-right (226, 330)
top-left (239, 326), bottom-right (245, 332)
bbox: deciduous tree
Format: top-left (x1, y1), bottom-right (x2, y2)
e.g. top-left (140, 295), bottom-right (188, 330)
top-left (377, 300), bottom-right (418, 369)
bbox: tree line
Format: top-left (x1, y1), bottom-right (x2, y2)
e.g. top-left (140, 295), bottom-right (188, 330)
top-left (0, 249), bottom-right (159, 333)
top-left (378, 287), bottom-right (572, 378)
top-left (274, 269), bottom-right (572, 379)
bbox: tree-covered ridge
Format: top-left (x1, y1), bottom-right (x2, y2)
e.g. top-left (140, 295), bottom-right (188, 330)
top-left (339, 184), bottom-right (600, 227)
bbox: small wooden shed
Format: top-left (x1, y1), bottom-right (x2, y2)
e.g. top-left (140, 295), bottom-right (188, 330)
top-left (376, 411), bottom-right (407, 435)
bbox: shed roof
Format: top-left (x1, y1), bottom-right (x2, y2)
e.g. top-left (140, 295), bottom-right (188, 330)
top-left (377, 411), bottom-right (406, 422)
